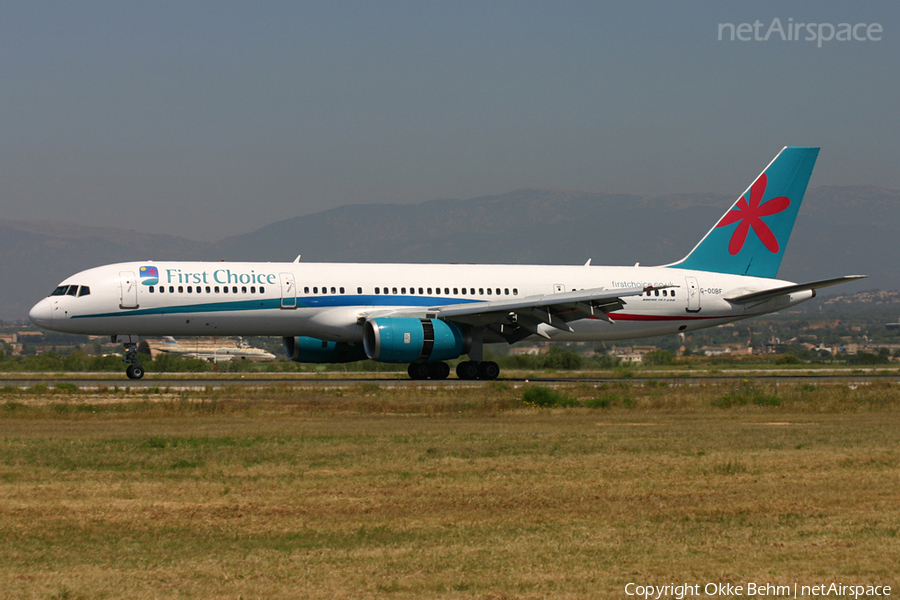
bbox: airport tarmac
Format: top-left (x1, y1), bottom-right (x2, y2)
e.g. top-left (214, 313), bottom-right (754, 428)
top-left (1, 372), bottom-right (898, 391)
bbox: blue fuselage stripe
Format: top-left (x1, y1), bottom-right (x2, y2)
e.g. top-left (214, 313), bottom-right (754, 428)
top-left (73, 295), bottom-right (483, 319)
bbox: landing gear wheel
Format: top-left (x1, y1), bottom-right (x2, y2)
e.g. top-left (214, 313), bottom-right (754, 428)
top-left (456, 361), bottom-right (480, 380)
top-left (122, 339), bottom-right (144, 380)
top-left (408, 363), bottom-right (430, 380)
top-left (428, 362), bottom-right (450, 380)
top-left (478, 361), bottom-right (500, 380)
top-left (126, 364), bottom-right (145, 380)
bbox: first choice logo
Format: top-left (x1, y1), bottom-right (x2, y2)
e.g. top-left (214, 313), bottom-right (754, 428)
top-left (139, 266), bottom-right (159, 286)
top-left (164, 268), bottom-right (278, 286)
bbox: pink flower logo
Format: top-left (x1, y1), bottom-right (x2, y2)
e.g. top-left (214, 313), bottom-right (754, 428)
top-left (715, 173), bottom-right (790, 255)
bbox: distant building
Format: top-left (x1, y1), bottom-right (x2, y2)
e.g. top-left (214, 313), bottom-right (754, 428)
top-left (508, 344), bottom-right (546, 356)
top-left (608, 345), bottom-right (658, 363)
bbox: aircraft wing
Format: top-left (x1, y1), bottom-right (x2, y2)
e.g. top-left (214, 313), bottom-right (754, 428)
top-left (364, 285), bottom-right (670, 342)
top-left (724, 275), bottom-right (866, 306)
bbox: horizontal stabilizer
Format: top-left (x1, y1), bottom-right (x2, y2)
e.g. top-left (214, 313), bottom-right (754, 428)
top-left (725, 275), bottom-right (867, 305)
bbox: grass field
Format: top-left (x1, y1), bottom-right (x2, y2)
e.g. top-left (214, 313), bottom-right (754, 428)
top-left (0, 381), bottom-right (898, 599)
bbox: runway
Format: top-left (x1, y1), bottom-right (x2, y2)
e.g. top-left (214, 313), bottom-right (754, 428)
top-left (2, 371), bottom-right (898, 390)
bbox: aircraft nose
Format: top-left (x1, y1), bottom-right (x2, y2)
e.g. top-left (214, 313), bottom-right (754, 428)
top-left (29, 299), bottom-right (53, 329)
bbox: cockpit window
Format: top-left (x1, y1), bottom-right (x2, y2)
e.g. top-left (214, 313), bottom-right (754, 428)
top-left (50, 284), bottom-right (90, 297)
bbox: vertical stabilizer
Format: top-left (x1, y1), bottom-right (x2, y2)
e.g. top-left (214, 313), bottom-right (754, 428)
top-left (668, 147), bottom-right (819, 278)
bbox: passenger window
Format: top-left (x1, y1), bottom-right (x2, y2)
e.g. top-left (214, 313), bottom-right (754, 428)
top-left (304, 287), bottom-right (309, 293)
top-left (242, 286), bottom-right (247, 294)
top-left (331, 287), bottom-right (336, 294)
top-left (654, 290), bottom-right (659, 296)
top-left (197, 287), bottom-right (201, 294)
top-left (460, 288), bottom-right (466, 295)
top-left (313, 287), bottom-right (318, 294)
top-left (214, 286), bottom-right (219, 293)
top-left (357, 287), bottom-right (362, 294)
top-left (187, 286), bottom-right (192, 293)
top-left (375, 287), bottom-right (380, 294)
top-left (340, 287), bottom-right (345, 294)
top-left (401, 287), bottom-right (406, 294)
top-left (223, 287), bottom-right (228, 293)
top-left (470, 288), bottom-right (475, 295)
top-left (392, 287), bottom-right (398, 295)
top-left (504, 288), bottom-right (509, 295)
top-left (418, 287), bottom-right (423, 294)
top-left (513, 288), bottom-right (518, 295)
top-left (427, 288), bottom-right (432, 294)
top-left (159, 286), bottom-right (165, 294)
top-left (149, 286), bottom-right (155, 293)
top-left (663, 290), bottom-right (667, 296)
top-left (479, 288), bottom-right (484, 295)
top-left (260, 286), bottom-right (265, 293)
top-left (232, 286), bottom-right (238, 294)
top-left (671, 290), bottom-right (675, 297)
top-left (79, 286), bottom-right (90, 297)
top-left (444, 288), bottom-right (449, 295)
top-left (206, 286), bottom-right (211, 293)
top-left (169, 286), bottom-right (175, 293)
top-left (486, 288), bottom-right (492, 295)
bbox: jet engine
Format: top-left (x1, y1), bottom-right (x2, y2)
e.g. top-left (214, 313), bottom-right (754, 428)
top-left (283, 336), bottom-right (367, 363)
top-left (363, 318), bottom-right (469, 363)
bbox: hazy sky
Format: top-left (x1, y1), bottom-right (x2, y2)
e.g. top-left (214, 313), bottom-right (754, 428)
top-left (2, 1), bottom-right (897, 241)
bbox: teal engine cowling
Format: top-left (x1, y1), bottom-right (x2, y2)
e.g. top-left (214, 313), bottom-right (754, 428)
top-left (283, 336), bottom-right (367, 363)
top-left (363, 318), bottom-right (469, 363)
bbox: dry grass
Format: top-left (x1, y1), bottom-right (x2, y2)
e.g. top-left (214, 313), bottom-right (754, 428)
top-left (0, 382), bottom-right (898, 599)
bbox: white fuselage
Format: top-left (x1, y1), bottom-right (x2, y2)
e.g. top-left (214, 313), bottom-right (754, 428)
top-left (29, 261), bottom-right (813, 343)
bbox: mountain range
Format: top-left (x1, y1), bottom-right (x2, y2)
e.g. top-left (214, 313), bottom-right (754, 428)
top-left (2, 185), bottom-right (895, 320)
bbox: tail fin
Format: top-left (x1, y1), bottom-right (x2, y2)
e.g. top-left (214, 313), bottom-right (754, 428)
top-left (667, 147), bottom-right (819, 278)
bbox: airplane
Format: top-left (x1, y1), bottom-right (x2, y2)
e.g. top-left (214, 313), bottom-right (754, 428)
top-left (154, 336), bottom-right (276, 362)
top-left (28, 147), bottom-right (865, 380)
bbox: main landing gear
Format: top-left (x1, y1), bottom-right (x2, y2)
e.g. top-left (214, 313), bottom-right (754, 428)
top-left (407, 362), bottom-right (451, 380)
top-left (454, 328), bottom-right (499, 380)
top-left (406, 360), bottom-right (500, 381)
top-left (456, 360), bottom-right (499, 381)
top-left (406, 327), bottom-right (500, 381)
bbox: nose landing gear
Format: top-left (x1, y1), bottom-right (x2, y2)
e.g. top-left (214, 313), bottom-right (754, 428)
top-left (115, 335), bottom-right (145, 380)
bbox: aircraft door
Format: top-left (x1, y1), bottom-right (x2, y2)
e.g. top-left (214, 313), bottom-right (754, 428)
top-left (119, 271), bottom-right (138, 309)
top-left (685, 276), bottom-right (701, 313)
top-left (279, 272), bottom-right (297, 309)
